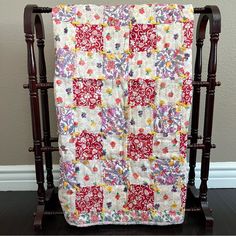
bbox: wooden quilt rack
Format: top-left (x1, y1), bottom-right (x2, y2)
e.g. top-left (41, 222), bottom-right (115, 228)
top-left (23, 4), bottom-right (221, 230)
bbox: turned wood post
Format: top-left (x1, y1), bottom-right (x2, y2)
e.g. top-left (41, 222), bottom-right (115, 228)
top-left (198, 5), bottom-right (221, 202)
top-left (24, 5), bottom-right (45, 204)
top-left (37, 36), bottom-right (54, 189)
top-left (200, 31), bottom-right (219, 201)
top-left (188, 37), bottom-right (204, 186)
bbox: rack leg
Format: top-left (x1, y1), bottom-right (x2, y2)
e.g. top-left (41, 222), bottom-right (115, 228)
top-left (199, 32), bottom-right (219, 202)
top-left (199, 32), bottom-right (219, 228)
top-left (201, 201), bottom-right (214, 227)
top-left (33, 204), bottom-right (45, 230)
top-left (25, 32), bottom-right (46, 206)
top-left (37, 37), bottom-right (54, 190)
top-left (188, 38), bottom-right (204, 188)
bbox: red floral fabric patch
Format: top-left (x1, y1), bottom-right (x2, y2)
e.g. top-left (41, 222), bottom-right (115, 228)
top-left (125, 184), bottom-right (154, 211)
top-left (76, 186), bottom-right (103, 213)
top-left (75, 24), bottom-right (103, 52)
top-left (180, 133), bottom-right (188, 158)
top-left (183, 21), bottom-right (194, 48)
top-left (129, 24), bottom-right (157, 52)
top-left (75, 130), bottom-right (103, 160)
top-left (73, 78), bottom-right (102, 109)
top-left (182, 79), bottom-right (192, 105)
top-left (128, 79), bottom-right (156, 108)
top-left (181, 184), bottom-right (187, 207)
top-left (128, 133), bottom-right (153, 160)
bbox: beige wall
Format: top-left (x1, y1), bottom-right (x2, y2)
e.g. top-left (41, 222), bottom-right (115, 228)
top-left (0, 0), bottom-right (235, 165)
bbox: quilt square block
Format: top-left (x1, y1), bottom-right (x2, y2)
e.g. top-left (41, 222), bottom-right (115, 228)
top-left (103, 26), bottom-right (129, 53)
top-left (53, 21), bottom-right (76, 50)
top-left (75, 5), bottom-right (104, 24)
top-left (75, 24), bottom-right (103, 52)
top-left (153, 105), bottom-right (182, 136)
top-left (156, 23), bottom-right (183, 51)
top-left (124, 184), bottom-right (154, 211)
top-left (101, 107), bottom-right (128, 135)
top-left (182, 4), bottom-right (194, 20)
top-left (128, 159), bottom-right (153, 185)
top-left (58, 188), bottom-right (76, 213)
top-left (151, 158), bottom-right (186, 185)
top-left (104, 5), bottom-right (131, 26)
top-left (155, 4), bottom-right (183, 24)
top-left (153, 133), bottom-right (180, 158)
top-left (74, 107), bottom-right (102, 133)
top-left (103, 185), bottom-right (127, 211)
top-left (128, 51), bottom-right (156, 79)
top-left (179, 106), bottom-right (191, 133)
top-left (127, 133), bottom-right (153, 160)
top-left (154, 185), bottom-right (182, 212)
top-left (54, 77), bottom-right (74, 107)
top-left (183, 21), bottom-right (194, 48)
top-left (101, 79), bottom-right (128, 107)
top-left (75, 131), bottom-right (103, 160)
top-left (59, 135), bottom-right (76, 162)
top-left (59, 161), bottom-right (77, 187)
top-left (75, 51), bottom-right (104, 79)
top-left (56, 106), bottom-right (75, 135)
top-left (128, 79), bottom-right (156, 108)
top-left (75, 160), bottom-right (102, 187)
top-left (73, 78), bottom-right (102, 109)
top-left (55, 48), bottom-right (75, 78)
top-left (102, 160), bottom-right (129, 185)
top-left (156, 79), bottom-right (182, 105)
top-left (155, 49), bottom-right (185, 80)
top-left (52, 5), bottom-right (77, 22)
top-left (130, 4), bottom-right (156, 24)
top-left (103, 53), bottom-right (129, 79)
top-left (102, 134), bottom-right (127, 159)
top-left (129, 106), bottom-right (154, 134)
top-left (75, 186), bottom-right (103, 213)
top-left (129, 24), bottom-right (157, 52)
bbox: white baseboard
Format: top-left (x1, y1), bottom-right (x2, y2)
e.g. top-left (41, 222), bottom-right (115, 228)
top-left (0, 162), bottom-right (236, 191)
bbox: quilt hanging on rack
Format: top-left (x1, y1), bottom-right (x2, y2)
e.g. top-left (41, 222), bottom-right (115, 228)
top-left (52, 3), bottom-right (194, 227)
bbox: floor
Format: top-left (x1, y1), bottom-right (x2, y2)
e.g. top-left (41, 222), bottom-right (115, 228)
top-left (0, 189), bottom-right (236, 235)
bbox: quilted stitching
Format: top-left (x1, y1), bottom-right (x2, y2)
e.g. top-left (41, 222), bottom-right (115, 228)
top-left (53, 3), bottom-right (194, 227)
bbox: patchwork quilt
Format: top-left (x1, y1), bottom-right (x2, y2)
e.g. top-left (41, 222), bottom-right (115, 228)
top-left (52, 3), bottom-right (194, 227)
